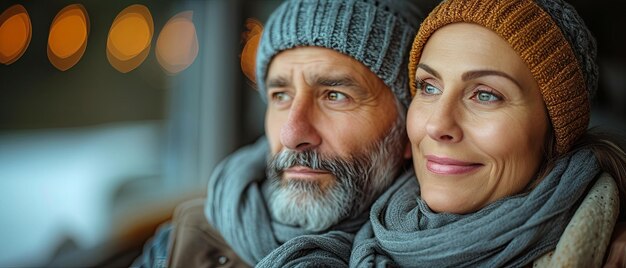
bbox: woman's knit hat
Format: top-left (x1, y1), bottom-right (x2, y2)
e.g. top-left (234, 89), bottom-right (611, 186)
top-left (256, 0), bottom-right (424, 107)
top-left (408, 0), bottom-right (598, 154)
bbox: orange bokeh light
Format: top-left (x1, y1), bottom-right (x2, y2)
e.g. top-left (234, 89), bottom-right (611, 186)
top-left (47, 4), bottom-right (89, 71)
top-left (0, 4), bottom-right (31, 65)
top-left (107, 4), bottom-right (153, 73)
top-left (240, 18), bottom-right (263, 85)
top-left (155, 11), bottom-right (199, 75)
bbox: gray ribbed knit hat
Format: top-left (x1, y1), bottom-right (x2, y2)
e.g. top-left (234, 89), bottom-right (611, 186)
top-left (255, 0), bottom-right (424, 107)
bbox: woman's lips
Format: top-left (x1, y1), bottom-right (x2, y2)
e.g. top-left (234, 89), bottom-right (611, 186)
top-left (425, 155), bottom-right (483, 175)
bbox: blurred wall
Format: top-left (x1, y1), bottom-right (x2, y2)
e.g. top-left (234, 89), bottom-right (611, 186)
top-left (571, 0), bottom-right (626, 132)
top-left (0, 0), bottom-right (279, 266)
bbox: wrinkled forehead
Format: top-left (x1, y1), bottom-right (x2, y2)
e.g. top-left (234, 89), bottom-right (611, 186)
top-left (266, 47), bottom-right (388, 91)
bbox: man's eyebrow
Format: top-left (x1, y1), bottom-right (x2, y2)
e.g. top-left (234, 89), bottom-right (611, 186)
top-left (266, 76), bottom-right (289, 88)
top-left (315, 76), bottom-right (358, 87)
top-left (266, 75), bottom-right (359, 88)
top-left (462, 70), bottom-right (523, 89)
top-left (314, 75), bottom-right (369, 98)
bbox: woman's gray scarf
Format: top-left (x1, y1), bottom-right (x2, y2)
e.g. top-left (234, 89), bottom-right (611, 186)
top-left (204, 137), bottom-right (367, 266)
top-left (350, 149), bottom-right (600, 267)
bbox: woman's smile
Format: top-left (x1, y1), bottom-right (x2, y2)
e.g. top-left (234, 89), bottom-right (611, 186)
top-left (425, 155), bottom-right (483, 175)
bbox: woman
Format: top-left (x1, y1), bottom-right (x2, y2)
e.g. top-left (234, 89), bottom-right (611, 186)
top-left (350, 0), bottom-right (626, 267)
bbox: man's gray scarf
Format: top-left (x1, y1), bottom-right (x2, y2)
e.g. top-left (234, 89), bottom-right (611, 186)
top-left (204, 137), bottom-right (367, 266)
top-left (350, 149), bottom-right (600, 267)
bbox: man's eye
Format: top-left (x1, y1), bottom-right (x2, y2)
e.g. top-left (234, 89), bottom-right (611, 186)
top-left (327, 91), bottom-right (348, 101)
top-left (271, 92), bottom-right (291, 102)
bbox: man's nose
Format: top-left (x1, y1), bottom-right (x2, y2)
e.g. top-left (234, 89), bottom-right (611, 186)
top-left (279, 95), bottom-right (322, 151)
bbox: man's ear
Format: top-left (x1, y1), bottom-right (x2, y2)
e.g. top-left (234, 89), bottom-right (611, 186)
top-left (403, 141), bottom-right (412, 159)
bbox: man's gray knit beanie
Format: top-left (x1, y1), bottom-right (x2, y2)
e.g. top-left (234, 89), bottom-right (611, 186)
top-left (255, 0), bottom-right (424, 107)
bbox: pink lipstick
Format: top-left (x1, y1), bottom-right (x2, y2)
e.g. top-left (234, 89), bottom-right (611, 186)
top-left (425, 155), bottom-right (483, 175)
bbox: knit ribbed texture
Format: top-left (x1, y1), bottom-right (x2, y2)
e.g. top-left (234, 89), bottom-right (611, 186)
top-left (536, 0), bottom-right (599, 99)
top-left (350, 149), bottom-right (600, 267)
top-left (256, 0), bottom-right (423, 107)
top-left (533, 173), bottom-right (619, 267)
top-left (408, 0), bottom-right (597, 154)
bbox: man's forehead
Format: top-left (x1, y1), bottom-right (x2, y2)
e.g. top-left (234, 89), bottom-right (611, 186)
top-left (266, 47), bottom-right (379, 83)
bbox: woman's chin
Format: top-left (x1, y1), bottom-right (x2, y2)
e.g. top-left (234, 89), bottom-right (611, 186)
top-left (421, 192), bottom-right (478, 215)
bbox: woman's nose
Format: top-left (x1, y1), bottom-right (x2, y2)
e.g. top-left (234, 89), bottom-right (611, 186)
top-left (425, 97), bottom-right (463, 143)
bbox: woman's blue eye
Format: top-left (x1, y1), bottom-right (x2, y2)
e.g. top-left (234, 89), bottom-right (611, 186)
top-left (425, 85), bottom-right (439, 94)
top-left (475, 91), bottom-right (501, 102)
top-left (418, 81), bottom-right (441, 95)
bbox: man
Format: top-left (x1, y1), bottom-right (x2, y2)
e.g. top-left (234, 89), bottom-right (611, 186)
top-left (133, 0), bottom-right (423, 266)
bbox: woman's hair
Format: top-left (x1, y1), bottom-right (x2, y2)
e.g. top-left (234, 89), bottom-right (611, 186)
top-left (537, 128), bottom-right (626, 220)
top-left (574, 130), bottom-right (626, 220)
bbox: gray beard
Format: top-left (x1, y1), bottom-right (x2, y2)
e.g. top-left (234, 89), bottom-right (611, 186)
top-left (266, 117), bottom-right (406, 232)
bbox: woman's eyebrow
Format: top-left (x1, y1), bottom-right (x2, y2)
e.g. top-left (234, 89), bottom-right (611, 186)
top-left (418, 63), bottom-right (524, 90)
top-left (416, 63), bottom-right (441, 79)
top-left (462, 70), bottom-right (523, 89)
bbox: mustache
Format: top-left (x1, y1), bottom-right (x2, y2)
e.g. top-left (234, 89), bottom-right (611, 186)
top-left (267, 149), bottom-right (366, 180)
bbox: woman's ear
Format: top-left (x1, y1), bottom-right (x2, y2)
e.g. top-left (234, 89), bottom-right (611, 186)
top-left (404, 141), bottom-right (412, 159)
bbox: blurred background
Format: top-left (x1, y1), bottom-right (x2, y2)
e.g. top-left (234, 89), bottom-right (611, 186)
top-left (0, 0), bottom-right (623, 267)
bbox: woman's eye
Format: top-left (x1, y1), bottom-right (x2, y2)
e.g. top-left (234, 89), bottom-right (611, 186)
top-left (327, 91), bottom-right (347, 101)
top-left (417, 81), bottom-right (441, 95)
top-left (473, 90), bottom-right (502, 103)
